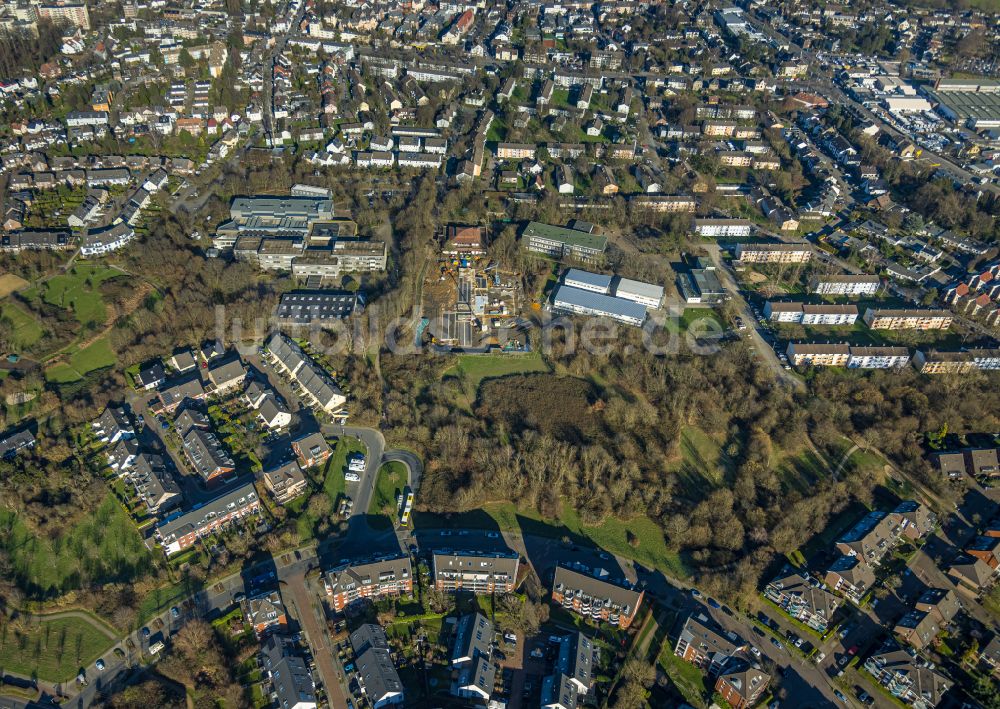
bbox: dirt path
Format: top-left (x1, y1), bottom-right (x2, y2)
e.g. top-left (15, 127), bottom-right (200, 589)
top-left (11, 608), bottom-right (120, 639)
top-left (45, 280), bottom-right (153, 368)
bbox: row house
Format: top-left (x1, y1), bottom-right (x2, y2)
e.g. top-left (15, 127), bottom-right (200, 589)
top-left (155, 482), bottom-right (259, 555)
top-left (734, 242), bottom-right (812, 263)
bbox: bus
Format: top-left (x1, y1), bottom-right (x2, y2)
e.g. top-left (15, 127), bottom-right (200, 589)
top-left (400, 490), bottom-right (414, 526)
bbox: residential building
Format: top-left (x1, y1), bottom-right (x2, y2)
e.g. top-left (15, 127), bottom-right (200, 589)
top-left (523, 222), bottom-right (608, 263)
top-left (207, 357), bottom-right (247, 394)
top-left (764, 303), bottom-right (858, 325)
top-left (552, 632), bottom-right (594, 695)
top-left (81, 222), bottom-right (134, 257)
top-left (786, 343), bottom-right (850, 367)
top-left (450, 612), bottom-right (496, 703)
top-left (894, 588), bottom-right (960, 650)
top-left (129, 453), bottom-right (181, 515)
top-left (764, 569), bottom-right (839, 633)
top-left (182, 428), bottom-right (234, 483)
top-left (497, 143), bottom-right (535, 160)
top-left (350, 624), bottom-right (404, 709)
top-left (809, 274), bottom-right (880, 296)
top-left (259, 635), bottom-right (317, 709)
top-left (292, 432), bottom-right (332, 469)
top-left (848, 347), bottom-right (912, 369)
top-left (92, 406), bottom-right (134, 443)
top-left (824, 554), bottom-right (876, 604)
top-left (266, 333), bottom-right (347, 414)
top-left (913, 350), bottom-right (978, 374)
top-left (948, 554), bottom-right (997, 594)
top-left (715, 659), bottom-right (771, 709)
top-left (694, 219), bottom-right (752, 238)
top-left (674, 612), bottom-right (744, 675)
top-left (276, 291), bottom-right (358, 324)
top-left (155, 482), bottom-right (259, 555)
top-left (325, 555), bottom-right (413, 611)
top-left (157, 376), bottom-right (206, 411)
top-left (136, 360), bottom-right (166, 390)
top-left (735, 243), bottom-right (812, 263)
top-left (863, 644), bottom-right (952, 709)
top-left (551, 564), bottom-right (643, 628)
top-left (242, 589), bottom-right (288, 637)
top-left (863, 309), bottom-right (953, 331)
top-left (432, 550), bottom-right (519, 593)
top-left (541, 673), bottom-right (580, 709)
top-left (836, 510), bottom-right (900, 568)
top-left (262, 460), bottom-right (308, 504)
top-left (443, 225), bottom-right (486, 257)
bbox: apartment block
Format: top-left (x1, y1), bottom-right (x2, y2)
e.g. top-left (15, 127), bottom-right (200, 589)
top-left (673, 612), bottom-right (744, 674)
top-left (863, 308), bottom-right (953, 331)
top-left (155, 482), bottom-right (259, 555)
top-left (523, 222), bottom-right (608, 263)
top-left (325, 555), bottom-right (413, 611)
top-left (735, 242), bottom-right (812, 263)
top-left (786, 342), bottom-right (850, 367)
top-left (551, 565), bottom-right (643, 628)
top-left (764, 569), bottom-right (839, 633)
top-left (432, 550), bottom-right (519, 594)
top-left (848, 347), bottom-right (912, 369)
top-left (809, 274), bottom-right (880, 296)
top-left (694, 218), bottom-right (753, 238)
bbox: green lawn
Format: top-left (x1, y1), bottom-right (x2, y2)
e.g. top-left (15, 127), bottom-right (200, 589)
top-left (0, 493), bottom-right (153, 598)
top-left (368, 462), bottom-right (407, 528)
top-left (453, 351), bottom-right (550, 391)
top-left (659, 644), bottom-right (710, 708)
top-left (0, 615), bottom-right (116, 682)
top-left (666, 426), bottom-right (735, 489)
top-left (44, 337), bottom-right (116, 383)
top-left (41, 265), bottom-right (123, 326)
top-left (295, 436), bottom-right (366, 541)
top-left (0, 301), bottom-right (43, 349)
top-left (415, 500), bottom-right (690, 579)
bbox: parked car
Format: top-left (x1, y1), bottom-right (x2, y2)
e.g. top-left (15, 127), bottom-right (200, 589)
top-left (707, 597), bottom-right (721, 609)
top-left (95, 659), bottom-right (105, 671)
top-left (770, 638), bottom-right (783, 650)
top-left (750, 646), bottom-right (761, 658)
top-left (834, 690), bottom-right (848, 703)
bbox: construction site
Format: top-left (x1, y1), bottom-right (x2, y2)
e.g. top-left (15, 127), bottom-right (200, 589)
top-left (420, 225), bottom-right (529, 352)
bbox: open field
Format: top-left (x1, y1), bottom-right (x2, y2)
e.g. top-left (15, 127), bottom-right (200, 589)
top-left (39, 265), bottom-right (124, 326)
top-left (0, 493), bottom-right (153, 598)
top-left (0, 273), bottom-right (29, 298)
top-left (0, 615), bottom-right (116, 682)
top-left (452, 351), bottom-right (550, 390)
top-left (45, 337), bottom-right (116, 383)
top-left (666, 426), bottom-right (735, 488)
top-left (416, 499), bottom-right (690, 579)
top-left (0, 301), bottom-right (43, 349)
top-left (368, 461), bottom-right (407, 525)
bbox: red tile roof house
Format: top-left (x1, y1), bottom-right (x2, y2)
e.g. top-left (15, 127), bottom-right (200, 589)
top-left (241, 589), bottom-right (288, 638)
top-left (292, 432), bottom-right (332, 469)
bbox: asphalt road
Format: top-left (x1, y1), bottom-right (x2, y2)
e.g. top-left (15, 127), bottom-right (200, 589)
top-left (704, 244), bottom-right (805, 391)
